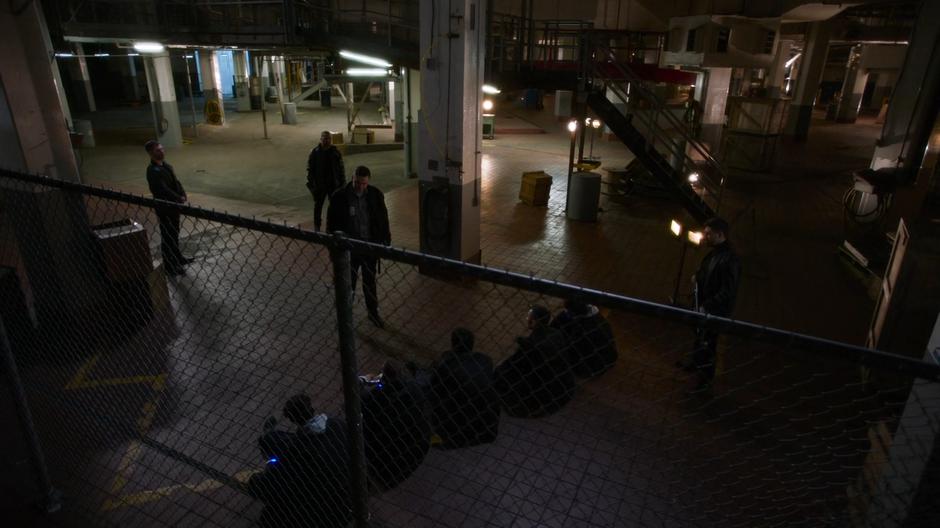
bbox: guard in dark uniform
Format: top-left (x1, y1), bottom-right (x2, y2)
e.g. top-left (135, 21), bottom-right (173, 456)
top-left (145, 140), bottom-right (192, 276)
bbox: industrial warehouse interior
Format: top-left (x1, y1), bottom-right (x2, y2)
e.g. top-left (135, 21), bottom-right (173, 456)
top-left (1, 1), bottom-right (939, 527)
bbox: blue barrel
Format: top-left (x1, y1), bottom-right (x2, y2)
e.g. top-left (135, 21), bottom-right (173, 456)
top-left (523, 88), bottom-right (541, 109)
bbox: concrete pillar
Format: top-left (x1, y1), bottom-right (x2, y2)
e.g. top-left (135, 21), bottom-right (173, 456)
top-left (784, 21), bottom-right (831, 140)
top-left (73, 43), bottom-right (96, 112)
top-left (767, 39), bottom-right (793, 98)
top-left (392, 79), bottom-right (404, 141)
top-left (0, 5), bottom-right (77, 181)
top-left (198, 49), bottom-right (225, 124)
top-left (126, 55), bottom-right (142, 101)
top-left (0, 1), bottom-right (106, 335)
top-left (418, 0), bottom-right (484, 264)
top-left (836, 45), bottom-right (868, 123)
top-left (700, 67), bottom-right (732, 150)
top-left (403, 67), bottom-right (420, 178)
top-left (143, 54), bottom-right (183, 148)
top-left (872, 0), bottom-right (940, 172)
top-left (233, 50), bottom-right (251, 111)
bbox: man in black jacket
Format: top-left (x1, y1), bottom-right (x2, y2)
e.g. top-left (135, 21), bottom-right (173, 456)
top-left (251, 394), bottom-right (351, 528)
top-left (495, 305), bottom-right (575, 418)
top-left (145, 140), bottom-right (192, 276)
top-left (429, 328), bottom-right (500, 448)
top-left (551, 300), bottom-right (618, 379)
top-left (689, 217), bottom-right (741, 391)
top-left (306, 130), bottom-right (346, 231)
top-left (327, 166), bottom-right (391, 328)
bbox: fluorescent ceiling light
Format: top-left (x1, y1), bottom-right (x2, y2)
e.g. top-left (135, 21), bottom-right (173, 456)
top-left (127, 53), bottom-right (140, 56)
top-left (346, 68), bottom-right (389, 77)
top-left (339, 50), bottom-right (392, 68)
top-left (55, 52), bottom-right (74, 58)
top-left (94, 53), bottom-right (110, 57)
top-left (482, 84), bottom-right (501, 94)
top-left (133, 42), bottom-right (165, 53)
top-left (785, 53), bottom-right (801, 68)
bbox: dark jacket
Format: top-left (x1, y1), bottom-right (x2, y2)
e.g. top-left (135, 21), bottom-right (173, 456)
top-left (306, 145), bottom-right (345, 194)
top-left (327, 183), bottom-right (391, 245)
top-left (694, 241), bottom-right (741, 317)
top-left (361, 378), bottom-right (430, 491)
top-left (430, 348), bottom-right (500, 448)
top-left (250, 416), bottom-right (351, 528)
top-left (495, 325), bottom-right (575, 418)
top-left (551, 305), bottom-right (618, 378)
top-left (146, 161), bottom-right (186, 212)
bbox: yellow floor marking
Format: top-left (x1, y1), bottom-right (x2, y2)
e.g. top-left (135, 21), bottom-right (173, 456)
top-left (102, 468), bottom-right (261, 511)
top-left (64, 354), bottom-right (101, 389)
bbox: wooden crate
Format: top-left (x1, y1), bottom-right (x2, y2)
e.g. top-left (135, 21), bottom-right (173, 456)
top-left (519, 171), bottom-right (552, 206)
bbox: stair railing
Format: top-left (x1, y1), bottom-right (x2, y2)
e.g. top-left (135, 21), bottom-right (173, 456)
top-left (584, 36), bottom-right (728, 215)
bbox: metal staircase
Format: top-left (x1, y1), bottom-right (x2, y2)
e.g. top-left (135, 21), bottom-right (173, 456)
top-left (582, 39), bottom-right (726, 223)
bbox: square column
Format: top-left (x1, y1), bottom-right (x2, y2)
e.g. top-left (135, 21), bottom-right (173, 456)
top-left (418, 0), bottom-right (485, 264)
top-left (700, 68), bottom-right (732, 151)
top-left (402, 68), bottom-right (420, 178)
top-left (784, 21), bottom-right (831, 140)
top-left (73, 43), bottom-right (96, 112)
top-left (198, 49), bottom-right (225, 125)
top-left (767, 40), bottom-right (794, 98)
top-left (836, 45), bottom-right (868, 123)
top-left (143, 53), bottom-right (183, 148)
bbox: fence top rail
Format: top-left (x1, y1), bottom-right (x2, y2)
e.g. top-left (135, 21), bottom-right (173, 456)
top-left (3, 168), bottom-right (938, 382)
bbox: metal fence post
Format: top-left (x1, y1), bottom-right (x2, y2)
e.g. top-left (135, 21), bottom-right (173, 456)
top-left (329, 233), bottom-right (370, 528)
top-left (0, 317), bottom-right (61, 514)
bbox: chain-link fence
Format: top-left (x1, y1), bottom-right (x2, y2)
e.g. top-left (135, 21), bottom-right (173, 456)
top-left (1, 168), bottom-right (939, 528)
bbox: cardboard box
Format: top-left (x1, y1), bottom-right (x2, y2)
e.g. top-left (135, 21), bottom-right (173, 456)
top-left (331, 132), bottom-right (344, 144)
top-left (519, 171), bottom-right (552, 206)
top-left (352, 129), bottom-right (375, 144)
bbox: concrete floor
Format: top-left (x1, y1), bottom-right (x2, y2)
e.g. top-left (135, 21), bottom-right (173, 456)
top-left (6, 98), bottom-right (890, 527)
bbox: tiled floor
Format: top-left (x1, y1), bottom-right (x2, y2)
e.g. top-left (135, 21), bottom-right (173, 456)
top-left (5, 100), bottom-right (891, 527)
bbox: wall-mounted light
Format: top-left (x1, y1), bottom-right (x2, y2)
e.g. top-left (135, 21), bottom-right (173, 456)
top-left (133, 42), bottom-right (165, 53)
top-left (584, 117), bottom-right (593, 126)
top-left (670, 220), bottom-right (683, 237)
top-left (346, 68), bottom-right (389, 77)
top-left (482, 84), bottom-right (501, 94)
top-left (567, 120), bottom-right (578, 133)
top-left (339, 50), bottom-right (392, 68)
top-left (688, 231), bottom-right (704, 245)
top-left (482, 99), bottom-right (494, 112)
top-left (592, 120), bottom-right (602, 129)
top-left (688, 172), bottom-right (700, 184)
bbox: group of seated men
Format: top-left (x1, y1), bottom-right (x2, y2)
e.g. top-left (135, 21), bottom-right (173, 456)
top-left (249, 300), bottom-right (618, 527)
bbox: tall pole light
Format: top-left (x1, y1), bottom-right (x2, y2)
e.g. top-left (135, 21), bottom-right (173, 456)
top-left (565, 120), bottom-right (578, 213)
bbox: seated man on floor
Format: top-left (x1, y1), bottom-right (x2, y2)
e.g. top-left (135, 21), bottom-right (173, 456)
top-left (250, 394), bottom-right (351, 528)
top-left (551, 300), bottom-right (618, 378)
top-left (361, 360), bottom-right (431, 491)
top-left (429, 328), bottom-right (500, 448)
top-left (495, 305), bottom-right (575, 418)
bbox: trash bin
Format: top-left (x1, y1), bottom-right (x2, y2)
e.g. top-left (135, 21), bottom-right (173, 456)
top-left (74, 119), bottom-right (95, 147)
top-left (283, 102), bottom-right (298, 124)
top-left (567, 171), bottom-right (601, 221)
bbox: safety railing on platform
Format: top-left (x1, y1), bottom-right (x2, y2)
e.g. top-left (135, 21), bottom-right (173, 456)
top-left (585, 37), bottom-right (728, 216)
top-left (2, 168), bottom-right (939, 527)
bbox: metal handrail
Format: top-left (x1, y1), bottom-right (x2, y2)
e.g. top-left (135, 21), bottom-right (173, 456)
top-left (588, 38), bottom-right (727, 212)
top-left (593, 43), bottom-right (723, 174)
top-left (594, 65), bottom-right (718, 199)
